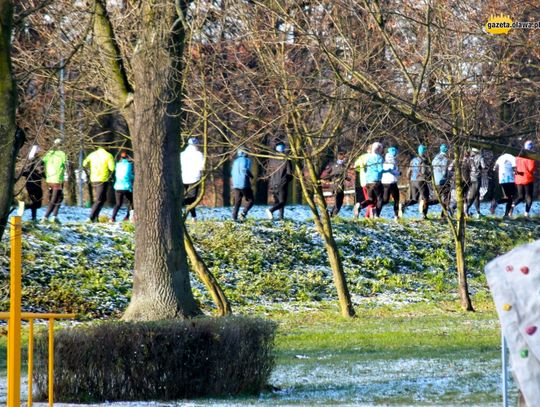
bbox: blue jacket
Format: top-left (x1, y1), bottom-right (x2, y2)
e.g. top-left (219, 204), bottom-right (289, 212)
top-left (432, 152), bottom-right (449, 186)
top-left (114, 159), bottom-right (134, 192)
top-left (409, 156), bottom-right (428, 182)
top-left (231, 151), bottom-right (253, 189)
top-left (364, 153), bottom-right (384, 183)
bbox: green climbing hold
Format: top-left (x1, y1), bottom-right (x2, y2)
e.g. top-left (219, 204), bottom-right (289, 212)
top-left (520, 349), bottom-right (528, 358)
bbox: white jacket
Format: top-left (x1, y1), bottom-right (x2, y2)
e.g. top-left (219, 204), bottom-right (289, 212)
top-left (381, 154), bottom-right (400, 184)
top-left (180, 145), bottom-right (205, 184)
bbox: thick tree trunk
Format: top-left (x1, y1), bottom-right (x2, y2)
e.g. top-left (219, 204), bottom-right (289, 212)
top-left (183, 223), bottom-right (232, 316)
top-left (121, 1), bottom-right (200, 320)
top-left (0, 0), bottom-right (19, 239)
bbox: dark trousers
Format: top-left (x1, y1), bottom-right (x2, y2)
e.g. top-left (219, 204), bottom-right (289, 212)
top-left (183, 183), bottom-right (199, 218)
top-left (382, 183), bottom-right (400, 217)
top-left (232, 187), bottom-right (254, 220)
top-left (90, 182), bottom-right (109, 221)
top-left (466, 180), bottom-right (481, 215)
top-left (111, 190), bottom-right (133, 221)
top-left (44, 184), bottom-right (63, 219)
top-left (514, 183), bottom-right (534, 212)
top-left (435, 181), bottom-right (451, 215)
top-left (404, 181), bottom-right (429, 216)
top-left (270, 184), bottom-right (288, 219)
top-left (26, 183), bottom-right (43, 220)
top-left (331, 189), bottom-right (345, 217)
top-left (491, 183), bottom-right (516, 216)
top-left (366, 182), bottom-right (384, 216)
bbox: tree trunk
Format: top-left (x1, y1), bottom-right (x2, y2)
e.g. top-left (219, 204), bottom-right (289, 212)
top-left (0, 0), bottom-right (19, 239)
top-left (222, 158), bottom-right (231, 207)
top-left (453, 146), bottom-right (474, 311)
top-left (293, 158), bottom-right (355, 317)
top-left (183, 223), bottom-right (232, 316)
top-left (122, 0), bottom-right (200, 320)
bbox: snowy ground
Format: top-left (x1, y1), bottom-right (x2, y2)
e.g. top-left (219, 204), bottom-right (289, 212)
top-left (5, 202), bottom-right (529, 406)
top-left (14, 200), bottom-right (540, 224)
top-left (9, 353), bottom-right (512, 406)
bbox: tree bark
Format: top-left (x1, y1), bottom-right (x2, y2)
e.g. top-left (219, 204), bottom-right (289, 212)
top-left (0, 0), bottom-right (20, 239)
top-left (92, 0), bottom-right (200, 320)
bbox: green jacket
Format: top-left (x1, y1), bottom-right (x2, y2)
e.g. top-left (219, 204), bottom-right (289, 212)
top-left (83, 148), bottom-right (115, 183)
top-left (42, 150), bottom-right (67, 184)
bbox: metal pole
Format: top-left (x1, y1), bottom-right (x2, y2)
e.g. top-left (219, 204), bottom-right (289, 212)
top-left (8, 216), bottom-right (22, 407)
top-left (78, 137), bottom-right (84, 207)
top-left (502, 333), bottom-right (509, 407)
top-left (48, 318), bottom-right (55, 407)
top-left (28, 319), bottom-right (34, 407)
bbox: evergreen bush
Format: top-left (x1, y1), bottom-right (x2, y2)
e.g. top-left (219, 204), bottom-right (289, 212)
top-left (33, 317), bottom-right (276, 402)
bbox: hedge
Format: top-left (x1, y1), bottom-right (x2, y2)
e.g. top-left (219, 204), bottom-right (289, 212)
top-left (33, 316), bottom-right (277, 402)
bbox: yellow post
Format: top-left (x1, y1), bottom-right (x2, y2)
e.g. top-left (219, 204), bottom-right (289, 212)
top-left (48, 318), bottom-right (54, 407)
top-left (8, 216), bottom-right (22, 407)
top-left (28, 319), bottom-right (34, 407)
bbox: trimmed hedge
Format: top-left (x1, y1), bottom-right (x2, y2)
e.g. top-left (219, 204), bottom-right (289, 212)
top-left (33, 317), bottom-right (277, 402)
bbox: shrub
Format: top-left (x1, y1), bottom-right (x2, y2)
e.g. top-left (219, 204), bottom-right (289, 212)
top-left (33, 317), bottom-right (277, 402)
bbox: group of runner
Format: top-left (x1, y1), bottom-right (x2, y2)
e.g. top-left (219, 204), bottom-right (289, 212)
top-left (228, 140), bottom-right (537, 221)
top-left (20, 138), bottom-right (536, 223)
top-left (21, 139), bottom-right (134, 223)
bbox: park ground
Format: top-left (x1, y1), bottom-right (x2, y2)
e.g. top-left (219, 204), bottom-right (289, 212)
top-left (1, 202), bottom-right (539, 405)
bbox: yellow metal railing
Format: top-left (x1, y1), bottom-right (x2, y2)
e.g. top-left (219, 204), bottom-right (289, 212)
top-left (3, 217), bottom-right (76, 406)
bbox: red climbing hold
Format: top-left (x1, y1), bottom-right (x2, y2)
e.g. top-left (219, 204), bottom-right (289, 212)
top-left (520, 266), bottom-right (529, 275)
top-left (525, 326), bottom-right (537, 336)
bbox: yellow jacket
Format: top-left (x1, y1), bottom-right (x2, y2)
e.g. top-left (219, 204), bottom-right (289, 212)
top-left (83, 148), bottom-right (115, 183)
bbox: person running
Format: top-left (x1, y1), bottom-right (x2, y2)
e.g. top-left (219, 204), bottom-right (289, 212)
top-left (465, 148), bottom-right (486, 218)
top-left (42, 139), bottom-right (67, 223)
top-left (22, 145), bottom-right (43, 221)
top-left (490, 152), bottom-right (517, 218)
top-left (180, 137), bottom-right (205, 220)
top-left (83, 146), bottom-right (115, 222)
top-left (110, 151), bottom-right (134, 222)
top-left (432, 144), bottom-right (451, 217)
top-left (381, 146), bottom-right (401, 220)
top-left (321, 151), bottom-right (350, 217)
top-left (266, 142), bottom-right (293, 220)
top-left (353, 147), bottom-right (376, 218)
top-left (231, 149), bottom-right (254, 221)
top-left (403, 145), bottom-right (430, 219)
top-left (512, 140), bottom-right (536, 217)
top-left (364, 142), bottom-right (385, 217)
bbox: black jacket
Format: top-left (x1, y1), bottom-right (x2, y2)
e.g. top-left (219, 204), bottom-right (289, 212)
top-left (22, 158), bottom-right (44, 186)
top-left (268, 158), bottom-right (293, 190)
top-left (322, 161), bottom-right (349, 192)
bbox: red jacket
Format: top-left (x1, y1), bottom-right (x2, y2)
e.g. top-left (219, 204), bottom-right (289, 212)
top-left (515, 156), bottom-right (536, 185)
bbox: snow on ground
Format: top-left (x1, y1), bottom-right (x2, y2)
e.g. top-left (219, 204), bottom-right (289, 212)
top-left (13, 201), bottom-right (540, 224)
top-left (4, 202), bottom-right (529, 406)
top-left (21, 354), bottom-right (509, 406)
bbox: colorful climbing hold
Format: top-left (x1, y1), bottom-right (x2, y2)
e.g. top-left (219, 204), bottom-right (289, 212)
top-left (520, 349), bottom-right (528, 358)
top-left (506, 265), bottom-right (514, 272)
top-left (502, 304), bottom-right (512, 311)
top-left (525, 326), bottom-right (537, 336)
top-left (520, 266), bottom-right (530, 275)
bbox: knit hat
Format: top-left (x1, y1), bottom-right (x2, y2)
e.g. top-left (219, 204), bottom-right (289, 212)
top-left (440, 144), bottom-right (448, 153)
top-left (524, 140), bottom-right (534, 150)
top-left (188, 137), bottom-right (199, 145)
top-left (276, 143), bottom-right (286, 153)
top-left (418, 145), bottom-right (427, 155)
top-left (387, 146), bottom-right (398, 157)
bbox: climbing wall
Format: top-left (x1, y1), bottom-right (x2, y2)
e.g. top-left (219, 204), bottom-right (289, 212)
top-left (485, 240), bottom-right (540, 405)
